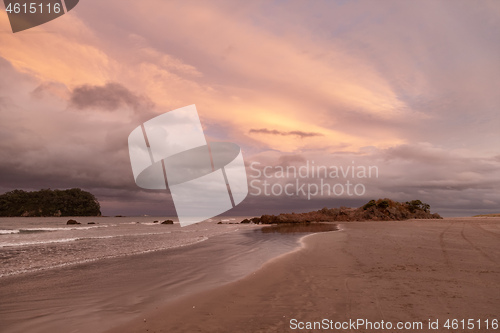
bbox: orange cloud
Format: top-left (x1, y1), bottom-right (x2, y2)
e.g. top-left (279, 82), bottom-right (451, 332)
top-left (0, 12), bottom-right (111, 86)
top-left (0, 2), bottom-right (427, 153)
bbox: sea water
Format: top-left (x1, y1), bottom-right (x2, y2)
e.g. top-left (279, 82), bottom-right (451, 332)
top-left (0, 216), bottom-right (250, 277)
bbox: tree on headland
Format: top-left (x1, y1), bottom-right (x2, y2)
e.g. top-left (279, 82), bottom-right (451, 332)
top-left (0, 188), bottom-right (101, 217)
top-left (405, 200), bottom-right (430, 213)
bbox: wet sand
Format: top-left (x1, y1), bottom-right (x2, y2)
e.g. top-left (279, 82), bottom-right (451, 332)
top-left (0, 227), bottom-right (304, 333)
top-left (107, 218), bottom-right (500, 333)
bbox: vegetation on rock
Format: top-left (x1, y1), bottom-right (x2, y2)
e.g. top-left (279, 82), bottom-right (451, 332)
top-left (0, 188), bottom-right (101, 217)
top-left (245, 198), bottom-right (441, 224)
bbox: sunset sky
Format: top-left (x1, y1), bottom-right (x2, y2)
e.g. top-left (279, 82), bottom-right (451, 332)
top-left (1, 0), bottom-right (499, 217)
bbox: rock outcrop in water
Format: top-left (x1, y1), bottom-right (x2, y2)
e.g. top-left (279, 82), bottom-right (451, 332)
top-left (244, 199), bottom-right (442, 224)
top-left (0, 188), bottom-right (101, 217)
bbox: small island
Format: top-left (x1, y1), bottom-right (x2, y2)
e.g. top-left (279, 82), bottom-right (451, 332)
top-left (241, 198), bottom-right (442, 224)
top-left (0, 188), bottom-right (101, 217)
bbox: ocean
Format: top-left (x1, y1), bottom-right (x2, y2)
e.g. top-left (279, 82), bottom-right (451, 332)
top-left (0, 216), bottom-right (310, 332)
top-left (0, 216), bottom-right (256, 277)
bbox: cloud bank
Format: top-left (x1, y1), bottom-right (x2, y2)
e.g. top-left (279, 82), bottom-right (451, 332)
top-left (0, 1), bottom-right (499, 217)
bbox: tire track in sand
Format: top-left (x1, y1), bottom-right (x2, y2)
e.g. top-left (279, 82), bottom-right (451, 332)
top-left (460, 223), bottom-right (499, 265)
top-left (472, 221), bottom-right (500, 238)
top-left (438, 222), bottom-right (454, 268)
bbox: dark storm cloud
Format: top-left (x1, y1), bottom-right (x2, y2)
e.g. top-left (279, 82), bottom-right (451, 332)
top-left (249, 128), bottom-right (322, 138)
top-left (69, 82), bottom-right (154, 112)
top-left (277, 155), bottom-right (307, 166)
top-left (243, 145), bottom-right (500, 217)
top-left (2, 1), bottom-right (499, 218)
top-left (383, 144), bottom-right (450, 164)
top-left (0, 63), bottom-right (152, 215)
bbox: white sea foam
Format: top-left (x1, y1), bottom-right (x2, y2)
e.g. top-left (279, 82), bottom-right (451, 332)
top-left (0, 226), bottom-right (113, 235)
top-left (19, 225), bottom-right (110, 232)
top-left (0, 217), bottom-right (248, 278)
top-left (0, 229), bottom-right (20, 235)
top-left (0, 238), bottom-right (80, 248)
top-left (0, 231), bottom-right (174, 248)
top-left (0, 235), bottom-right (210, 278)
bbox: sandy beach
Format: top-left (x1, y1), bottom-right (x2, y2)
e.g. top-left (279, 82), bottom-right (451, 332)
top-left (0, 223), bottom-right (302, 333)
top-left (106, 218), bottom-right (500, 333)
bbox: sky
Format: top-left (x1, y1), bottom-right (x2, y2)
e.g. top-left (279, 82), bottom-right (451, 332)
top-left (0, 0), bottom-right (499, 217)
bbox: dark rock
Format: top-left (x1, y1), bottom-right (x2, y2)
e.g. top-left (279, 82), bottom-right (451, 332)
top-left (161, 220), bottom-right (174, 224)
top-left (250, 217), bottom-right (261, 224)
top-left (153, 220), bottom-right (159, 223)
top-left (252, 199), bottom-right (441, 224)
top-left (260, 215), bottom-right (279, 224)
top-left (240, 219), bottom-right (251, 224)
top-left (87, 222), bottom-right (96, 224)
top-left (67, 219), bottom-right (80, 225)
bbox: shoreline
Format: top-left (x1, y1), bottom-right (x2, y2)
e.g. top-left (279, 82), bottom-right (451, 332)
top-left (0, 233), bottom-right (213, 279)
top-left (106, 218), bottom-right (500, 333)
top-left (0, 218), bottom-right (258, 278)
top-left (0, 225), bottom-right (307, 333)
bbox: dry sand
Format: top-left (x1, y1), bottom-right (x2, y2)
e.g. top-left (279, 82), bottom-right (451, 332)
top-left (106, 218), bottom-right (500, 333)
